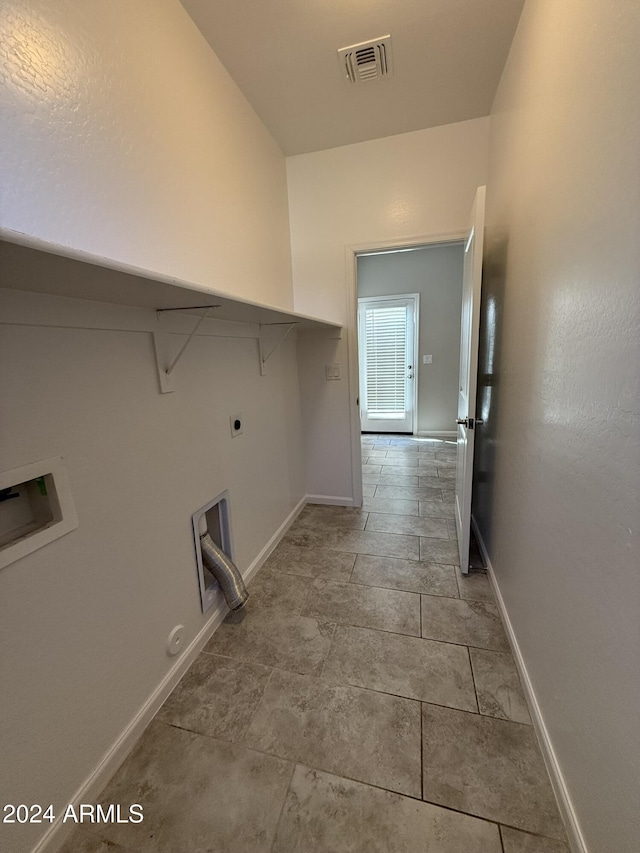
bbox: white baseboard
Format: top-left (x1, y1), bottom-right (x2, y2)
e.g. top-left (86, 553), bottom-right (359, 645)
top-left (471, 517), bottom-right (588, 853)
top-left (37, 605), bottom-right (228, 853)
top-left (243, 495), bottom-right (307, 581)
top-left (417, 430), bottom-right (456, 440)
top-left (37, 496), bottom-right (308, 853)
top-left (306, 494), bottom-right (354, 507)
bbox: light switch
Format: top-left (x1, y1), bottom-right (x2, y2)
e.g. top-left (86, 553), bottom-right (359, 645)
top-left (423, 354), bottom-right (433, 364)
top-left (325, 364), bottom-right (341, 380)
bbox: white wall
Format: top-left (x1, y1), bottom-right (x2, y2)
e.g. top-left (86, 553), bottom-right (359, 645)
top-left (0, 290), bottom-right (305, 853)
top-left (287, 119), bottom-right (489, 326)
top-left (297, 332), bottom-right (352, 503)
top-left (474, 2), bottom-right (640, 851)
top-left (287, 120), bottom-right (489, 499)
top-left (357, 244), bottom-right (464, 434)
top-left (0, 3), bottom-right (305, 851)
top-left (0, 0), bottom-right (293, 309)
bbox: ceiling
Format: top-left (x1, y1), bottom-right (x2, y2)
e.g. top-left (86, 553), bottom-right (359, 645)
top-left (180, 0), bottom-right (525, 156)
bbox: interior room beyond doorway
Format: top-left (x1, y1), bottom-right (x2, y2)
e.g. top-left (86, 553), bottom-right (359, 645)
top-left (357, 242), bottom-right (464, 439)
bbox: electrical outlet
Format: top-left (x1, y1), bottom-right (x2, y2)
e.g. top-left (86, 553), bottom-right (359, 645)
top-left (230, 415), bottom-right (243, 437)
top-left (325, 364), bottom-right (341, 380)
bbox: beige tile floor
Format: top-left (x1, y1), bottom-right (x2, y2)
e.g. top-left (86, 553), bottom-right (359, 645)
top-left (61, 436), bottom-right (568, 853)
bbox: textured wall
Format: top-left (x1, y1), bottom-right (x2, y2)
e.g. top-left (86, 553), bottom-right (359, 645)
top-left (0, 290), bottom-right (304, 853)
top-left (0, 2), bottom-right (303, 851)
top-left (287, 118), bottom-right (489, 326)
top-left (474, 2), bottom-right (640, 851)
top-left (0, 0), bottom-right (293, 309)
top-left (288, 120), bottom-right (489, 499)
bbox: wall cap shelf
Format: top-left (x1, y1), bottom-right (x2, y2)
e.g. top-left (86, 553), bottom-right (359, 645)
top-left (0, 229), bottom-right (342, 332)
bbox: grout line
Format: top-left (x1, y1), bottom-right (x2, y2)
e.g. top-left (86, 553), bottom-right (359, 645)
top-left (232, 493), bottom-right (522, 843)
top-left (298, 584), bottom-right (313, 615)
top-left (209, 611), bottom-right (505, 655)
top-left (467, 645), bottom-right (481, 714)
top-left (317, 670), bottom-right (479, 714)
top-left (88, 477), bottom-right (526, 853)
top-left (348, 554), bottom-right (358, 584)
top-left (498, 824), bottom-right (506, 853)
top-left (240, 666), bottom-right (276, 740)
top-left (299, 615), bottom-right (422, 642)
top-left (421, 697), bottom-right (532, 725)
top-left (316, 622), bottom-right (338, 679)
top-left (251, 678), bottom-right (564, 846)
top-left (420, 701), bottom-right (424, 800)
top-left (269, 763), bottom-right (297, 853)
top-left (344, 576), bottom-right (460, 601)
top-left (312, 573), bottom-right (460, 599)
top-left (245, 671), bottom-right (279, 739)
top-left (237, 728), bottom-right (509, 830)
top-left (454, 569), bottom-right (463, 599)
top-left (155, 721), bottom-right (546, 840)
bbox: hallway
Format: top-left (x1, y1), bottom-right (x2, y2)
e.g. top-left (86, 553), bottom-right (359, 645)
top-left (61, 436), bottom-right (568, 853)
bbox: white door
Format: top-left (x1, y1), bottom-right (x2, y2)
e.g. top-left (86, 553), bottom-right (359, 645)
top-left (358, 295), bottom-right (418, 433)
top-left (455, 186), bottom-right (486, 572)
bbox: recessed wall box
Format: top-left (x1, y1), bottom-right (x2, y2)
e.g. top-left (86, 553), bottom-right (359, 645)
top-left (191, 491), bottom-right (234, 614)
top-left (0, 457), bottom-right (78, 571)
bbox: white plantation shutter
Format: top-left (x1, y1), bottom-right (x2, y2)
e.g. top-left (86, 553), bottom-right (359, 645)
top-left (363, 305), bottom-right (407, 418)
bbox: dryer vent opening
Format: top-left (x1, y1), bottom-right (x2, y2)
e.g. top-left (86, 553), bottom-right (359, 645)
top-left (192, 492), bottom-right (248, 614)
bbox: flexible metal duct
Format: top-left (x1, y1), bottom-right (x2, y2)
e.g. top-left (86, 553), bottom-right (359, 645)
top-left (199, 532), bottom-right (249, 611)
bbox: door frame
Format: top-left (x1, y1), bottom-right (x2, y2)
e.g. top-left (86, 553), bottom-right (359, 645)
top-left (455, 186), bottom-right (486, 572)
top-left (357, 292), bottom-right (420, 435)
top-left (346, 231), bottom-right (466, 508)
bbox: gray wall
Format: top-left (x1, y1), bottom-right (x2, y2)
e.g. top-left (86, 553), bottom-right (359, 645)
top-left (474, 2), bottom-right (639, 851)
top-left (0, 288), bottom-right (305, 853)
top-left (0, 1), bottom-right (298, 849)
top-left (357, 243), bottom-right (464, 434)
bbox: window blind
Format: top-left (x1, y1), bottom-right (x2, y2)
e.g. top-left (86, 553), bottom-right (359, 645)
top-left (364, 305), bottom-right (407, 418)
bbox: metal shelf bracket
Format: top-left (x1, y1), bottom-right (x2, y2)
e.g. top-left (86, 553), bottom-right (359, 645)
top-left (258, 322), bottom-right (298, 375)
top-left (152, 311), bottom-right (302, 391)
top-left (153, 305), bottom-right (220, 393)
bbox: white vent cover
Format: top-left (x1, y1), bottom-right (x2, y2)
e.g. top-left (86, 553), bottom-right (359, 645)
top-left (338, 35), bottom-right (393, 85)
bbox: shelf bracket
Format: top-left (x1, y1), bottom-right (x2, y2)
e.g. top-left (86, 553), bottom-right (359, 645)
top-left (258, 322), bottom-right (298, 375)
top-left (153, 305), bottom-right (220, 393)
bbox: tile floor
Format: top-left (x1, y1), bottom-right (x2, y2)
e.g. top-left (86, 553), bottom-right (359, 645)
top-left (61, 435), bottom-right (568, 853)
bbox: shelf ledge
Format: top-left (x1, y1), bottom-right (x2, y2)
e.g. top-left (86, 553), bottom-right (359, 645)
top-left (0, 229), bottom-right (342, 331)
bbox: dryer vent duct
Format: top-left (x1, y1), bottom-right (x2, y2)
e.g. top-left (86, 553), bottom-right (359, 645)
top-left (199, 531), bottom-right (249, 612)
top-left (338, 35), bottom-right (393, 85)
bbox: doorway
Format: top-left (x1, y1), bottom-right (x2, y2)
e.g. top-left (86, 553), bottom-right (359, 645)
top-left (358, 294), bottom-right (418, 434)
top-left (356, 242), bottom-right (464, 441)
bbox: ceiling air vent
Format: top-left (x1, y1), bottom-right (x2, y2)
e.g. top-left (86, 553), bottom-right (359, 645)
top-left (338, 35), bottom-right (393, 86)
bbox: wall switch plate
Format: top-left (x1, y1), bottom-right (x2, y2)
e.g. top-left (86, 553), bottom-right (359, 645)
top-left (423, 354), bottom-right (433, 364)
top-left (325, 364), bottom-right (341, 380)
top-left (230, 415), bottom-right (243, 437)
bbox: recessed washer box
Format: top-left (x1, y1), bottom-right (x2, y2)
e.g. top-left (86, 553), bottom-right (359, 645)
top-left (0, 457), bottom-right (78, 570)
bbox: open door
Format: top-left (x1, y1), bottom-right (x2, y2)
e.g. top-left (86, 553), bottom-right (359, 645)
top-left (455, 186), bottom-right (486, 573)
